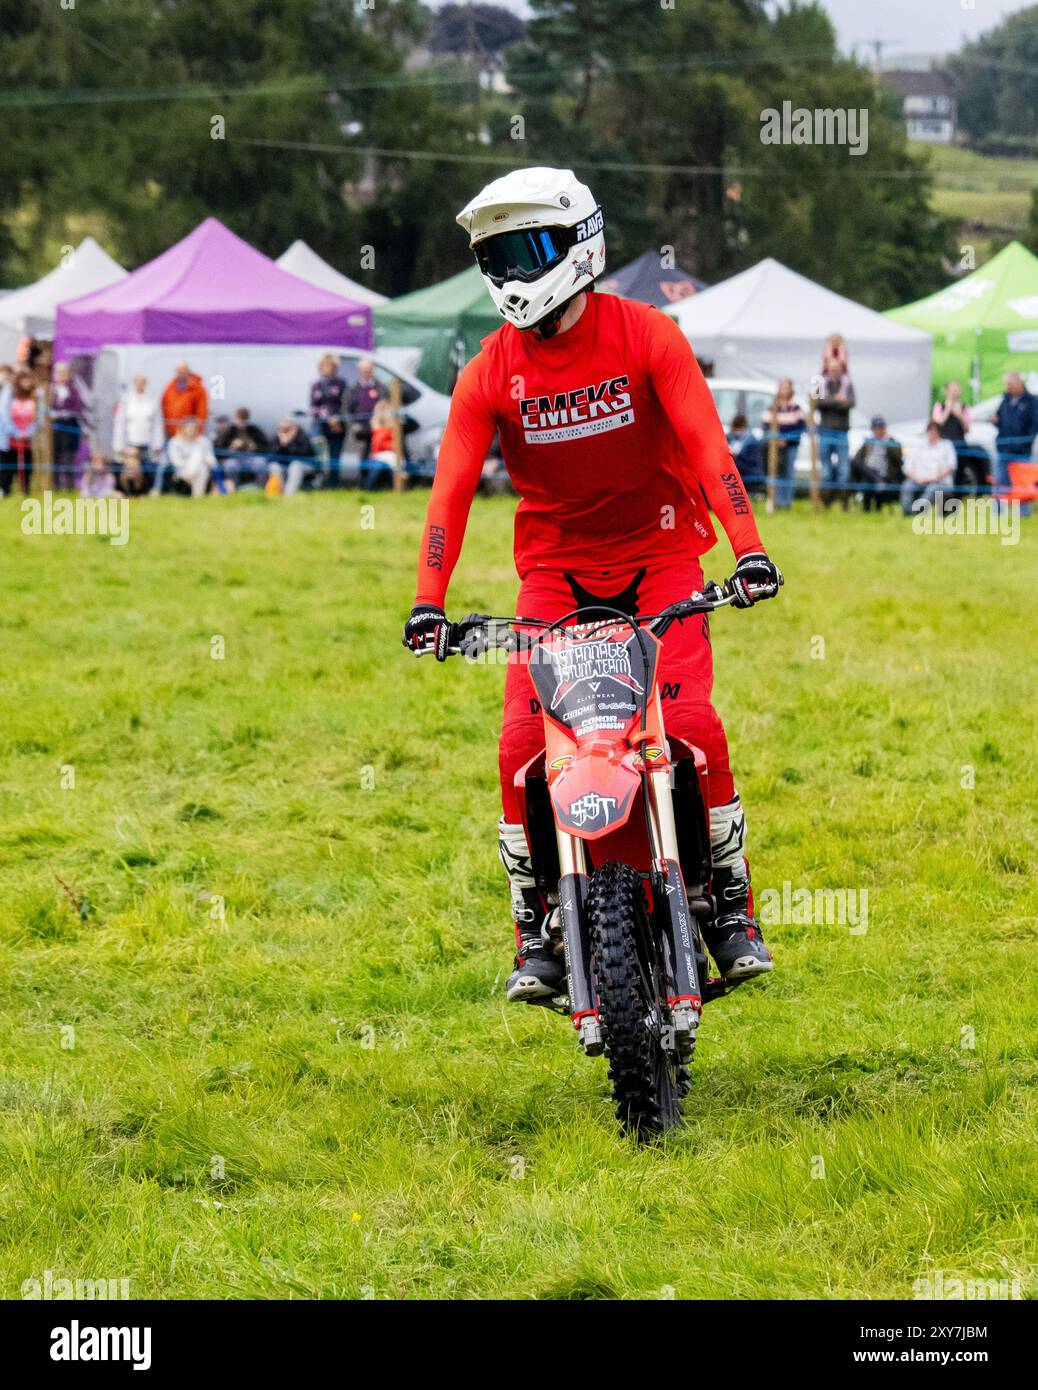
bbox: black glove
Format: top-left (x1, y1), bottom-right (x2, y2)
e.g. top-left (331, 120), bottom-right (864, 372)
top-left (728, 552), bottom-right (783, 609)
top-left (402, 604), bottom-right (449, 659)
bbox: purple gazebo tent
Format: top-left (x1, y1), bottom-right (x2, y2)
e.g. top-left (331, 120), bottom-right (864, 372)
top-left (54, 217), bottom-right (372, 356)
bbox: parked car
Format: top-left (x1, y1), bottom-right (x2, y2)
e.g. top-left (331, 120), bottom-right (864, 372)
top-left (90, 343), bottom-right (452, 464)
top-left (705, 376), bottom-right (868, 479)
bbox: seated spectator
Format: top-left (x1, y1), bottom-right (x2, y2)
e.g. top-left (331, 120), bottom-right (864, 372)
top-left (268, 417), bottom-right (315, 495)
top-left (901, 421), bottom-right (956, 515)
top-left (851, 416), bottom-right (904, 512)
top-left (763, 379), bottom-right (807, 509)
top-left (81, 448), bottom-right (116, 498)
top-left (726, 413), bottom-right (763, 494)
top-left (113, 374), bottom-right (165, 483)
top-left (360, 400), bottom-right (398, 489)
top-left (115, 445), bottom-right (149, 498)
top-left (215, 407), bottom-right (269, 488)
top-left (165, 417), bottom-right (215, 497)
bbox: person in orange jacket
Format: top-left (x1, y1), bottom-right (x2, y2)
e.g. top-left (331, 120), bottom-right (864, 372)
top-left (161, 361), bottom-right (208, 438)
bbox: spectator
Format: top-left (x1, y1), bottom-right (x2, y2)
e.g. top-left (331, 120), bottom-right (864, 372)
top-left (0, 363), bottom-right (13, 497)
top-left (349, 357), bottom-right (385, 463)
top-left (8, 369), bottom-right (38, 496)
top-left (360, 399), bottom-right (399, 489)
top-left (115, 445), bottom-right (149, 498)
top-left (215, 407), bottom-right (269, 488)
top-left (310, 353), bottom-right (348, 486)
top-left (932, 380), bottom-right (971, 443)
top-left (161, 361), bottom-right (208, 438)
top-left (851, 416), bottom-right (904, 512)
top-left (269, 417), bottom-right (315, 495)
top-left (817, 358), bottom-right (856, 510)
top-left (764, 378), bottom-right (807, 509)
top-left (113, 375), bottom-right (165, 477)
top-left (725, 412), bottom-right (763, 495)
top-left (991, 372), bottom-right (1038, 516)
top-left (81, 448), bottom-right (116, 499)
top-left (165, 417), bottom-right (215, 497)
top-left (901, 421), bottom-right (956, 515)
top-left (49, 361), bottom-right (86, 491)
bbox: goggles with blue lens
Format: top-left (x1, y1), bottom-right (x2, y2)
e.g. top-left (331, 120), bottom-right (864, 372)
top-left (475, 225), bottom-right (575, 287)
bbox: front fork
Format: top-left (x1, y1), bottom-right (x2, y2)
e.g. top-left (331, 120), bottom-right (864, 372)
top-left (555, 763), bottom-right (705, 1060)
top-left (643, 765), bottom-right (704, 1062)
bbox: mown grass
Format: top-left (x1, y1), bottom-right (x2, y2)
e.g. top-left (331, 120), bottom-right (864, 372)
top-left (0, 491), bottom-right (1035, 1300)
top-left (911, 141), bottom-right (1038, 257)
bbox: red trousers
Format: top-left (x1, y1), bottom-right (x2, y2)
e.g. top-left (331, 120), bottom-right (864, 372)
top-left (499, 556), bottom-right (735, 823)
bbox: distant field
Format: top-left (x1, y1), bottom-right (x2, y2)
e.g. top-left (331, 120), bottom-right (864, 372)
top-left (911, 141), bottom-right (1037, 258)
top-left (0, 493), bottom-right (1035, 1300)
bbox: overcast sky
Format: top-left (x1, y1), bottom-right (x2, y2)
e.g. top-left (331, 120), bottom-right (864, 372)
top-left (474, 0), bottom-right (1034, 58)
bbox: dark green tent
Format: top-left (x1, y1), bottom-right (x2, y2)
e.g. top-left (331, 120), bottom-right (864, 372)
top-left (373, 265), bottom-right (501, 392)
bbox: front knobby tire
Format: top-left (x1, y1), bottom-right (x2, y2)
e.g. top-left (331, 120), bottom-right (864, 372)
top-left (587, 861), bottom-right (685, 1137)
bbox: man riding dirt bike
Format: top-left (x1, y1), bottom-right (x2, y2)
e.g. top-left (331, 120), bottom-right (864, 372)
top-left (403, 166), bottom-right (782, 1008)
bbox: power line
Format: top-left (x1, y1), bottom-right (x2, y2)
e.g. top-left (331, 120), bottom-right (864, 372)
top-left (238, 136), bottom-right (937, 181)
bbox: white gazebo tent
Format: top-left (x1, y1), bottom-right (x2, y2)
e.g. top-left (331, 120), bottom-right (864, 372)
top-left (670, 257), bottom-right (933, 423)
top-left (0, 236), bottom-right (126, 361)
top-left (277, 240), bottom-right (388, 308)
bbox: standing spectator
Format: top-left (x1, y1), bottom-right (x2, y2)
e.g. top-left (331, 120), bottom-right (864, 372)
top-left (215, 407), bottom-right (269, 488)
top-left (115, 445), bottom-right (149, 498)
top-left (934, 379), bottom-right (987, 495)
top-left (269, 417), bottom-right (315, 495)
top-left (81, 448), bottom-right (116, 498)
top-left (0, 363), bottom-right (13, 497)
top-left (764, 379), bottom-right (807, 510)
top-left (8, 369), bottom-right (38, 496)
top-left (165, 417), bottom-right (214, 497)
top-left (817, 358), bottom-right (856, 510)
top-left (309, 353), bottom-right (348, 486)
top-left (851, 417), bottom-right (904, 512)
top-left (932, 380), bottom-right (971, 443)
top-left (161, 361), bottom-right (208, 439)
top-left (725, 413), bottom-right (762, 495)
top-left (49, 361), bottom-right (86, 491)
top-left (991, 372), bottom-right (1038, 517)
top-left (349, 357), bottom-right (385, 463)
top-left (113, 375), bottom-right (165, 479)
top-left (900, 421), bottom-right (956, 515)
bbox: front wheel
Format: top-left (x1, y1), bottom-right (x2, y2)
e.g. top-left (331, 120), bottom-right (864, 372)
top-left (587, 861), bottom-right (685, 1137)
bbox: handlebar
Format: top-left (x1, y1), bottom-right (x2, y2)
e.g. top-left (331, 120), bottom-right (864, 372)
top-left (415, 579), bottom-right (744, 659)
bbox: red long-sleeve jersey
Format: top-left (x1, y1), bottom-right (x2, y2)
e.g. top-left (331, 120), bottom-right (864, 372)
top-left (415, 291), bottom-right (764, 606)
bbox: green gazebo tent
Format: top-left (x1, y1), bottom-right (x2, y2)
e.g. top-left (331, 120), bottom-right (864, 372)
top-left (373, 264), bottom-right (501, 393)
top-left (886, 241), bottom-right (1038, 403)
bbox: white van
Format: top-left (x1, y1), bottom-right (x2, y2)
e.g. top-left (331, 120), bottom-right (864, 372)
top-left (89, 343), bottom-right (452, 462)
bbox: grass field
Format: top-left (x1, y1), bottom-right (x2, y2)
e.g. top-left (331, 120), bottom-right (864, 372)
top-left (1, 491), bottom-right (1035, 1301)
top-left (911, 141), bottom-right (1038, 260)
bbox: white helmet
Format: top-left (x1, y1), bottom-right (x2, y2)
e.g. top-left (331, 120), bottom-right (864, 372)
top-left (457, 166), bottom-right (605, 334)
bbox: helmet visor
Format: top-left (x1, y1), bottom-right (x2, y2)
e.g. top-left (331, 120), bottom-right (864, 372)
top-left (475, 226), bottom-right (571, 287)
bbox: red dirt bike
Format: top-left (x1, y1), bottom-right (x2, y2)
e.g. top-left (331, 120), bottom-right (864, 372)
top-left (437, 581), bottom-right (760, 1138)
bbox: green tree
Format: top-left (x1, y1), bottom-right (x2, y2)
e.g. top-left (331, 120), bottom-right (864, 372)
top-left (949, 4), bottom-right (1038, 142)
